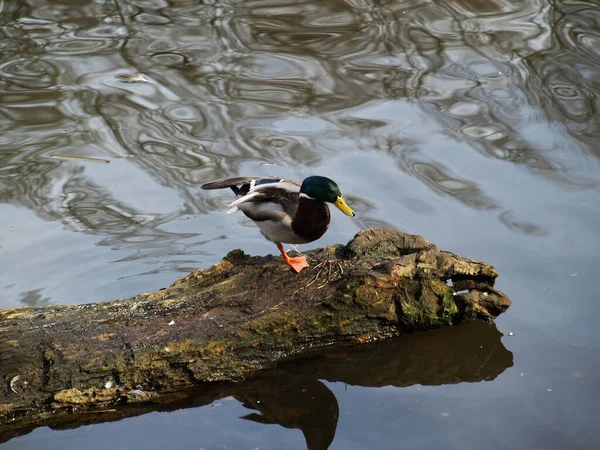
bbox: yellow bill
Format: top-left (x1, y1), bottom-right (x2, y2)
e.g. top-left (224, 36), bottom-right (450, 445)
top-left (334, 196), bottom-right (355, 217)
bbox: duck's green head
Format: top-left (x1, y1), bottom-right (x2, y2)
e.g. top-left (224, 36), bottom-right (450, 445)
top-left (300, 176), bottom-right (356, 217)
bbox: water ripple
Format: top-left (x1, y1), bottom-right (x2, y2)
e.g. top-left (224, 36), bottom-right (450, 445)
top-left (1, 0), bottom-right (600, 309)
top-left (0, 58), bottom-right (58, 89)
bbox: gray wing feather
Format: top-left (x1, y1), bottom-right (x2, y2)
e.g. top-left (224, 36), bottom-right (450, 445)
top-left (202, 177), bottom-right (302, 221)
top-left (238, 200), bottom-right (289, 222)
top-left (237, 185), bottom-right (300, 221)
top-left (201, 176), bottom-right (279, 190)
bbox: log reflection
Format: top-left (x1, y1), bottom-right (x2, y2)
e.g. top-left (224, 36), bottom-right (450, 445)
top-left (0, 321), bottom-right (512, 449)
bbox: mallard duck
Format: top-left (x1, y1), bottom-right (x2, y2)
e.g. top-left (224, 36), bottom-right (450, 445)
top-left (201, 176), bottom-right (355, 273)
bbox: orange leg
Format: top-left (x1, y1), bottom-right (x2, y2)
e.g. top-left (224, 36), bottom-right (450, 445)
top-left (276, 242), bottom-right (309, 273)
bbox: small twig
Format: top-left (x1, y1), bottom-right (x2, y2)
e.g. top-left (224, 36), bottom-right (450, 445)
top-left (291, 259), bottom-right (344, 298)
top-left (287, 244), bottom-right (304, 256)
top-left (270, 302), bottom-right (283, 310)
top-left (10, 375), bottom-right (20, 394)
top-left (51, 155), bottom-right (110, 164)
top-left (248, 301), bottom-right (285, 317)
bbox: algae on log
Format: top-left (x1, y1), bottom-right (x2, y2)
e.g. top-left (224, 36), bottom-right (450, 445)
top-left (0, 228), bottom-right (510, 427)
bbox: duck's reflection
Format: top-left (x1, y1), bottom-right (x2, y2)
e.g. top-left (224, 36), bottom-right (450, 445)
top-left (0, 321), bottom-right (513, 449)
top-left (236, 372), bottom-right (339, 450)
top-left (235, 320), bottom-right (512, 449)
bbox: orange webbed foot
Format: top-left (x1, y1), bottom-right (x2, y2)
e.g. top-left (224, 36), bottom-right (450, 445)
top-left (276, 242), bottom-right (310, 273)
top-left (285, 255), bottom-right (310, 273)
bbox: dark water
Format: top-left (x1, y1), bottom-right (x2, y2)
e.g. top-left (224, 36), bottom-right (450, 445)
top-left (1, 0), bottom-right (599, 448)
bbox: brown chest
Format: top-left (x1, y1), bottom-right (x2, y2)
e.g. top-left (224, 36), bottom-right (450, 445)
top-left (291, 198), bottom-right (331, 242)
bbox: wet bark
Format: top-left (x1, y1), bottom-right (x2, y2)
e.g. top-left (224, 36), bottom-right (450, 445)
top-left (0, 228), bottom-right (510, 432)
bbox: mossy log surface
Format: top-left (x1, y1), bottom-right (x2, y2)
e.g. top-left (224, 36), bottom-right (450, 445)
top-left (0, 228), bottom-right (510, 431)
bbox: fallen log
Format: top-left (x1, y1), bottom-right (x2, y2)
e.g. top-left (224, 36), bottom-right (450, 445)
top-left (0, 321), bottom-right (512, 445)
top-left (0, 228), bottom-right (510, 431)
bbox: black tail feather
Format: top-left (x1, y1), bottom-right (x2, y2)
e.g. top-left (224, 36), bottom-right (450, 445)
top-left (201, 177), bottom-right (256, 190)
